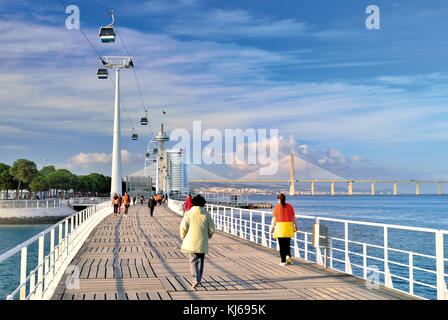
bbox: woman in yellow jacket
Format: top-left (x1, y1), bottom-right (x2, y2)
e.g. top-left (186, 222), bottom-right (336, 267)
top-left (269, 193), bottom-right (298, 266)
top-left (179, 194), bottom-right (215, 288)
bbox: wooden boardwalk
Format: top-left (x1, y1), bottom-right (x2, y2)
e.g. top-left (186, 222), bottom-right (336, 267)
top-left (51, 205), bottom-right (417, 300)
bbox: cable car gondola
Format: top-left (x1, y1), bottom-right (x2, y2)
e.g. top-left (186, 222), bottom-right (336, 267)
top-left (99, 11), bottom-right (115, 43)
top-left (140, 111), bottom-right (148, 125)
top-left (97, 68), bottom-right (108, 79)
top-left (145, 152), bottom-right (150, 158)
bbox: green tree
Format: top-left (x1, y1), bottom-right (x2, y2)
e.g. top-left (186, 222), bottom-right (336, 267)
top-left (40, 165), bottom-right (55, 177)
top-left (9, 159), bottom-right (38, 199)
top-left (29, 174), bottom-right (49, 198)
top-left (0, 163), bottom-right (16, 199)
top-left (47, 169), bottom-right (74, 197)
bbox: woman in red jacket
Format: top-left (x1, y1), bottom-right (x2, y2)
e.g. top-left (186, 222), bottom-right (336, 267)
top-left (269, 193), bottom-right (298, 266)
top-left (183, 194), bottom-right (193, 215)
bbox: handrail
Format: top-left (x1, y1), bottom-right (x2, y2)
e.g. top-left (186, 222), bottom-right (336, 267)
top-left (0, 200), bottom-right (111, 300)
top-left (167, 199), bottom-right (448, 300)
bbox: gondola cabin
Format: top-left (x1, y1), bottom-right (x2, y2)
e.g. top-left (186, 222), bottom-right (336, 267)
top-left (140, 117), bottom-right (148, 125)
top-left (99, 27), bottom-right (115, 43)
top-left (132, 133), bottom-right (138, 140)
top-left (97, 68), bottom-right (108, 79)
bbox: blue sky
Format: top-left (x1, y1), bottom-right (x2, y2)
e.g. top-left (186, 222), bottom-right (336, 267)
top-left (1, 0), bottom-right (448, 181)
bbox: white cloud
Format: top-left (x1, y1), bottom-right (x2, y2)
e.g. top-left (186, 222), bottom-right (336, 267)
top-left (63, 150), bottom-right (143, 170)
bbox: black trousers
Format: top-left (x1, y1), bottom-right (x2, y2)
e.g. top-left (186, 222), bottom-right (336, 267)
top-left (277, 238), bottom-right (291, 262)
top-left (149, 207), bottom-right (154, 217)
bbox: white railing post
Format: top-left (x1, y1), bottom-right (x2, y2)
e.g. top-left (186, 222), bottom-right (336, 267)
top-left (19, 247), bottom-right (27, 300)
top-left (239, 209), bottom-right (243, 238)
top-left (230, 208), bottom-right (235, 235)
top-left (294, 232), bottom-right (300, 258)
top-left (47, 200), bottom-right (49, 209)
top-left (304, 233), bottom-right (308, 261)
top-left (65, 219), bottom-right (69, 257)
top-left (409, 252), bottom-right (414, 296)
top-left (384, 226), bottom-right (393, 288)
top-left (436, 231), bottom-right (447, 300)
top-left (345, 222), bottom-right (352, 274)
top-left (36, 235), bottom-right (44, 299)
top-left (363, 243), bottom-right (367, 279)
top-left (261, 212), bottom-right (267, 247)
top-left (329, 238), bottom-right (333, 269)
top-left (223, 207), bottom-right (227, 232)
top-left (315, 218), bottom-right (323, 266)
top-left (249, 210), bottom-right (254, 242)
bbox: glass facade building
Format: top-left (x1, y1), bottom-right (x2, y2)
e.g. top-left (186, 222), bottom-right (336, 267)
top-left (166, 149), bottom-right (188, 194)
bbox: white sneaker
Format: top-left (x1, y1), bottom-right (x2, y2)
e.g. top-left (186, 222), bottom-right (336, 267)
top-left (279, 262), bottom-right (287, 266)
top-left (286, 256), bottom-right (292, 265)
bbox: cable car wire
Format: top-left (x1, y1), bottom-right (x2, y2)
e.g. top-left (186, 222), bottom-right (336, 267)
top-left (100, 0), bottom-right (149, 114)
top-left (56, 0), bottom-right (138, 136)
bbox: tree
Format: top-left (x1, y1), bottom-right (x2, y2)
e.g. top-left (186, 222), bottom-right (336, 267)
top-left (0, 163), bottom-right (16, 199)
top-left (9, 159), bottom-right (37, 199)
top-left (40, 165), bottom-right (55, 177)
top-left (29, 174), bottom-right (49, 198)
top-left (47, 169), bottom-right (74, 197)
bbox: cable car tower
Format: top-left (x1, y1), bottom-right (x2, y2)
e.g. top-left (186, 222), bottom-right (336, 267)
top-left (101, 56), bottom-right (134, 198)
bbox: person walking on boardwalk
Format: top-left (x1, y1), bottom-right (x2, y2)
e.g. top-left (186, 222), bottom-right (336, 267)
top-left (183, 194), bottom-right (193, 215)
top-left (111, 193), bottom-right (119, 217)
top-left (140, 194), bottom-right (145, 205)
top-left (156, 193), bottom-right (162, 206)
top-left (148, 195), bottom-right (156, 217)
top-left (179, 195), bottom-right (215, 288)
top-left (132, 195), bottom-right (136, 206)
top-left (123, 192), bottom-right (131, 216)
top-left (117, 194), bottom-right (122, 215)
top-left (269, 193), bottom-right (298, 266)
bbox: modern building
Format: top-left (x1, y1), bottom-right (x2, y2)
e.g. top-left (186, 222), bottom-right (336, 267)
top-left (124, 169), bottom-right (153, 198)
top-left (165, 149), bottom-right (188, 194)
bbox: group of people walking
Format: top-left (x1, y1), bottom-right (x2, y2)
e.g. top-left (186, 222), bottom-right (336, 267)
top-left (110, 190), bottom-right (297, 288)
top-left (111, 192), bottom-right (131, 217)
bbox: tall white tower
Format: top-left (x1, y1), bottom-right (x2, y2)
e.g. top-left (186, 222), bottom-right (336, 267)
top-left (102, 56), bottom-right (134, 198)
top-left (155, 123), bottom-right (169, 193)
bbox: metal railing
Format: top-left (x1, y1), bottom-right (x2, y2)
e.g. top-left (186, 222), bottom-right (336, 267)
top-left (0, 200), bottom-right (66, 209)
top-left (68, 197), bottom-right (110, 205)
top-left (0, 201), bottom-right (111, 300)
top-left (168, 199), bottom-right (448, 300)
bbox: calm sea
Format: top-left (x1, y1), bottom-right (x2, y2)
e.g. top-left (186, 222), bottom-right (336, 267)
top-left (1, 195), bottom-right (447, 299)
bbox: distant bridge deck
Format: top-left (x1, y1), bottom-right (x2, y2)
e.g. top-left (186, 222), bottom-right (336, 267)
top-left (51, 205), bottom-right (417, 300)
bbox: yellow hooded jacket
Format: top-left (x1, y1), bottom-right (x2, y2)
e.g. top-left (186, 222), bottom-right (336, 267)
top-left (180, 206), bottom-right (215, 254)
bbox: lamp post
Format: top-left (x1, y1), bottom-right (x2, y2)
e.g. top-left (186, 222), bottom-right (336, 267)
top-left (102, 56), bottom-right (134, 199)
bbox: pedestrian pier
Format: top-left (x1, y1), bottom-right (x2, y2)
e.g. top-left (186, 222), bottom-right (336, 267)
top-left (49, 205), bottom-right (414, 300)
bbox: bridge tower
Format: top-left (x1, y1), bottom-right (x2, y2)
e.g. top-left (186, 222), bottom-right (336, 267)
top-left (289, 152), bottom-right (295, 196)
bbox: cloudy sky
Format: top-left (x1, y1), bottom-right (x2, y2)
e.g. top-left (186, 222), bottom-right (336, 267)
top-left (1, 0), bottom-right (448, 181)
